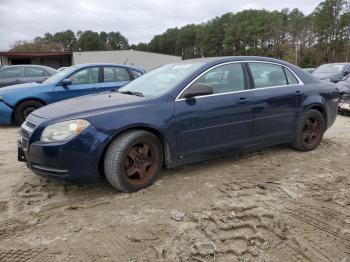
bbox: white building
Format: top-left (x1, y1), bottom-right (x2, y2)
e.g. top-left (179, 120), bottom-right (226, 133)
top-left (0, 50), bottom-right (182, 70)
top-left (73, 50), bottom-right (182, 71)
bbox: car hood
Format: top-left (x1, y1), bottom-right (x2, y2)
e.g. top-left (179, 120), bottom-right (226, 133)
top-left (31, 92), bottom-right (146, 121)
top-left (0, 82), bottom-right (44, 92)
top-left (311, 72), bottom-right (342, 80)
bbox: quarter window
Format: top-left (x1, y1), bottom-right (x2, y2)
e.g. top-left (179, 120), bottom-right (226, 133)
top-left (0, 67), bottom-right (21, 78)
top-left (103, 67), bottom-right (130, 82)
top-left (130, 69), bottom-right (142, 79)
top-left (69, 67), bottom-right (99, 85)
top-left (249, 63), bottom-right (290, 88)
top-left (195, 63), bottom-right (245, 94)
top-left (284, 68), bottom-right (299, 85)
top-left (24, 67), bottom-right (45, 77)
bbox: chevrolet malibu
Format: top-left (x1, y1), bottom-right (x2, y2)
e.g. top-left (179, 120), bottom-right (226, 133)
top-left (18, 56), bottom-right (339, 192)
top-left (0, 63), bottom-right (145, 125)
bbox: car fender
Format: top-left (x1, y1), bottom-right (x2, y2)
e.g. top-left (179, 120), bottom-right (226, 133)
top-left (300, 91), bottom-right (337, 129)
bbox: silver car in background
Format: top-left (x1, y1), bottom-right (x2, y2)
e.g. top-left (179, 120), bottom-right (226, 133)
top-left (0, 65), bottom-right (57, 88)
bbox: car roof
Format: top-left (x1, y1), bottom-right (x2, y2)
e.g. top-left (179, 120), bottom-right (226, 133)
top-left (72, 63), bottom-right (145, 72)
top-left (0, 64), bottom-right (57, 72)
top-left (1, 64), bottom-right (53, 68)
top-left (176, 56), bottom-right (297, 67)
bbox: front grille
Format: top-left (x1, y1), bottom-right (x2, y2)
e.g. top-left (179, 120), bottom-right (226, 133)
top-left (26, 121), bottom-right (37, 129)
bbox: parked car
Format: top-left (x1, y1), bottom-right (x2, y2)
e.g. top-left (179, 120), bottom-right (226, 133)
top-left (336, 75), bottom-right (350, 95)
top-left (0, 63), bottom-right (145, 125)
top-left (338, 93), bottom-right (350, 115)
top-left (302, 68), bottom-right (315, 73)
top-left (17, 56), bottom-right (339, 192)
top-left (0, 65), bottom-right (57, 88)
top-left (311, 63), bottom-right (350, 82)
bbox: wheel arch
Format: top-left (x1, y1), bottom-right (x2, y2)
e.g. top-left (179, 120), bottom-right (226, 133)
top-left (98, 126), bottom-right (172, 179)
top-left (11, 98), bottom-right (47, 123)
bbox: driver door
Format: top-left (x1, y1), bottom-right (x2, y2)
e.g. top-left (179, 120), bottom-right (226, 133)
top-left (174, 62), bottom-right (253, 158)
top-left (53, 66), bottom-right (103, 102)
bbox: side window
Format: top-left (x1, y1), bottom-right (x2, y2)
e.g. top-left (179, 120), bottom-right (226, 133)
top-left (284, 68), bottom-right (299, 85)
top-left (249, 63), bottom-right (287, 88)
top-left (195, 63), bottom-right (245, 94)
top-left (103, 67), bottom-right (130, 82)
top-left (130, 69), bottom-right (142, 79)
top-left (24, 67), bottom-right (44, 77)
top-left (69, 67), bottom-right (99, 85)
top-left (0, 67), bottom-right (21, 79)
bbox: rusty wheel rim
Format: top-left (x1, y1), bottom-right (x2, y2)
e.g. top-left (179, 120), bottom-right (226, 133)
top-left (302, 116), bottom-right (321, 145)
top-left (123, 142), bottom-right (159, 186)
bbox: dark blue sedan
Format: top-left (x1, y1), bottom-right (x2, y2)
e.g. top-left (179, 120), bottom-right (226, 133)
top-left (0, 63), bottom-right (145, 125)
top-left (18, 56), bottom-right (339, 192)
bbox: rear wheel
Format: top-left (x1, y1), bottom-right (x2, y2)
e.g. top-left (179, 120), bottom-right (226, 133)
top-left (292, 109), bottom-right (325, 151)
top-left (14, 100), bottom-right (44, 125)
top-left (104, 130), bottom-right (163, 192)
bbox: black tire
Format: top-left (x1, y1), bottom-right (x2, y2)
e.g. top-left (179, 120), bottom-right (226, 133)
top-left (104, 130), bottom-right (164, 192)
top-left (14, 100), bottom-right (44, 125)
top-left (292, 109), bottom-right (325, 151)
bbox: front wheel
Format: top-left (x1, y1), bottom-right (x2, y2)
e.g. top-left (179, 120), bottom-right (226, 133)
top-left (14, 100), bottom-right (44, 125)
top-left (292, 109), bottom-right (325, 151)
top-left (104, 130), bottom-right (163, 192)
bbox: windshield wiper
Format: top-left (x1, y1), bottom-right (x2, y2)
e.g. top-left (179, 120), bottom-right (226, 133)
top-left (118, 90), bottom-right (144, 97)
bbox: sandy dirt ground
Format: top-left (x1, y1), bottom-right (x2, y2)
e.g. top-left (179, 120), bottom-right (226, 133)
top-left (0, 116), bottom-right (349, 262)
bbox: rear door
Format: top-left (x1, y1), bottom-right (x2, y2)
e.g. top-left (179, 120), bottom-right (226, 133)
top-left (247, 62), bottom-right (303, 145)
top-left (101, 66), bottom-right (132, 91)
top-left (174, 62), bottom-right (253, 158)
top-left (0, 67), bottom-right (23, 87)
top-left (23, 66), bottom-right (48, 83)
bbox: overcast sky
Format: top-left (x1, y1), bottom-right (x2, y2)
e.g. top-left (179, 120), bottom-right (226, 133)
top-left (0, 0), bottom-right (322, 51)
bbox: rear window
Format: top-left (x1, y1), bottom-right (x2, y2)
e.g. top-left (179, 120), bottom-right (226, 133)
top-left (24, 67), bottom-right (45, 77)
top-left (248, 62), bottom-right (299, 88)
top-left (104, 67), bottom-right (130, 82)
top-left (249, 63), bottom-right (287, 88)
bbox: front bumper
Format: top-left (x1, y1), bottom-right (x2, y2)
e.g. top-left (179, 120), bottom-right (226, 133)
top-left (18, 125), bottom-right (110, 184)
top-left (0, 101), bottom-right (13, 125)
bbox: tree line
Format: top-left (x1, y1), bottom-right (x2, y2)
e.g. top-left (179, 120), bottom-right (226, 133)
top-left (133, 0), bottom-right (350, 67)
top-left (10, 0), bottom-right (350, 67)
top-left (11, 30), bottom-right (129, 53)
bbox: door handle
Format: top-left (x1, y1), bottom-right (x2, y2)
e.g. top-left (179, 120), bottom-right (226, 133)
top-left (296, 91), bottom-right (304, 95)
top-left (237, 97), bottom-right (250, 104)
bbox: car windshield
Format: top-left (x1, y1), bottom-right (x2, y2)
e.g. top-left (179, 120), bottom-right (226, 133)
top-left (42, 66), bottom-right (77, 84)
top-left (118, 62), bottom-right (205, 98)
top-left (313, 64), bottom-right (345, 74)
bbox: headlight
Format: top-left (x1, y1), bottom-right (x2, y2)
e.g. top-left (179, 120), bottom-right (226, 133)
top-left (0, 95), bottom-right (4, 101)
top-left (40, 119), bottom-right (90, 142)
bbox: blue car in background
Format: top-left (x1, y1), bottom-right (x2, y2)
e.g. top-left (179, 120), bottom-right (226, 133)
top-left (18, 56), bottom-right (338, 192)
top-left (0, 63), bottom-right (145, 125)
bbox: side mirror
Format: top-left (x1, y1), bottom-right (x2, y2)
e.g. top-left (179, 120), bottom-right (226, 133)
top-left (61, 78), bottom-right (72, 87)
top-left (183, 83), bottom-right (213, 99)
